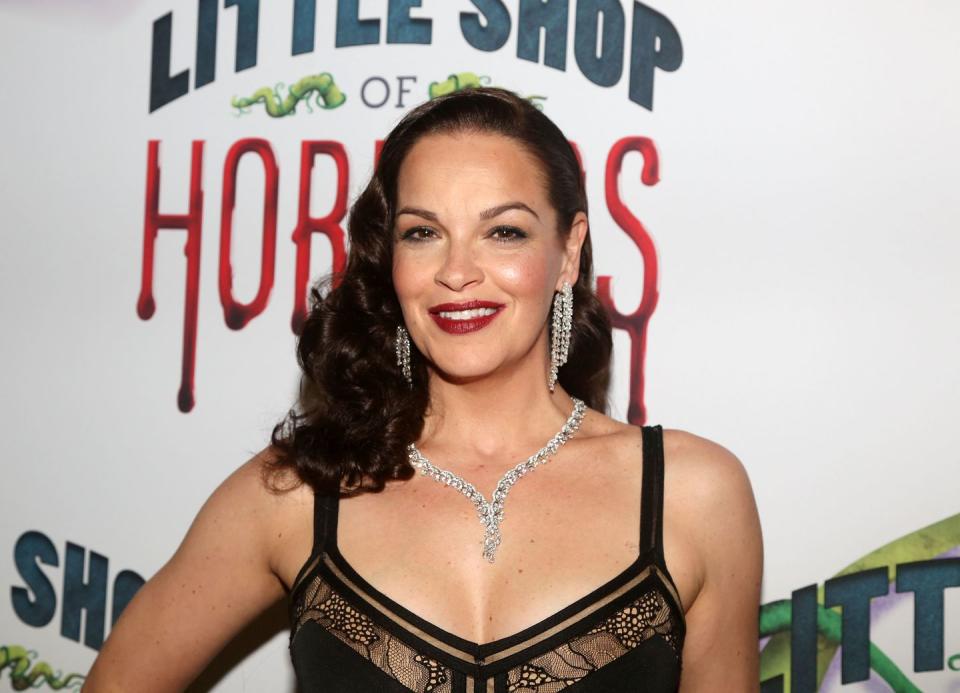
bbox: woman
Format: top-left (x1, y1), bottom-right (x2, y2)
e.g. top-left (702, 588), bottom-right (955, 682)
top-left (86, 87), bottom-right (762, 691)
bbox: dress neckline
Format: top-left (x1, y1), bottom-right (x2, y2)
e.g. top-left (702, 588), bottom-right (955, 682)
top-left (324, 529), bottom-right (661, 658)
top-left (289, 423), bottom-right (685, 664)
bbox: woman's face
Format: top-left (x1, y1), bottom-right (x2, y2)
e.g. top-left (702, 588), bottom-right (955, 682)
top-left (391, 130), bottom-right (587, 385)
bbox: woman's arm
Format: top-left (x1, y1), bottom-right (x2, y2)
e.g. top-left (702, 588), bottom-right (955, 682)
top-left (83, 450), bottom-right (294, 692)
top-left (667, 431), bottom-right (764, 692)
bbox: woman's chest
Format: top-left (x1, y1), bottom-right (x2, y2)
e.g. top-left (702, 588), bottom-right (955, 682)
top-left (276, 454), bottom-right (700, 643)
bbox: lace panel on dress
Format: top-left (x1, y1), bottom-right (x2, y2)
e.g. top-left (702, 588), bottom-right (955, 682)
top-left (505, 587), bottom-right (681, 692)
top-left (292, 573), bottom-right (454, 693)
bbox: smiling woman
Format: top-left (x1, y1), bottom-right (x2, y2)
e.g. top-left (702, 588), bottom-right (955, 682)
top-left (84, 87), bottom-right (762, 692)
top-left (391, 130), bottom-right (585, 390)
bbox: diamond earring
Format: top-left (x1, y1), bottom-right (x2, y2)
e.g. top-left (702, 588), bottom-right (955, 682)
top-left (395, 325), bottom-right (412, 385)
top-left (548, 281), bottom-right (573, 391)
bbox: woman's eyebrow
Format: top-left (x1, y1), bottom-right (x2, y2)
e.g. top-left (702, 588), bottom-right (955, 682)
top-left (395, 206), bottom-right (439, 222)
top-left (395, 201), bottom-right (540, 222)
top-left (478, 202), bottom-right (540, 221)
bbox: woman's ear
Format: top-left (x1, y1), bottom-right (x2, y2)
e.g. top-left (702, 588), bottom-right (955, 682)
top-left (559, 211), bottom-right (589, 289)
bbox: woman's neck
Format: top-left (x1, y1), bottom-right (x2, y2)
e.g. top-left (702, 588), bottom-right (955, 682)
top-left (420, 368), bottom-right (579, 463)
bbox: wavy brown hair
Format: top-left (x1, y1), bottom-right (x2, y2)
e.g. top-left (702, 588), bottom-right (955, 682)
top-left (266, 86), bottom-right (612, 496)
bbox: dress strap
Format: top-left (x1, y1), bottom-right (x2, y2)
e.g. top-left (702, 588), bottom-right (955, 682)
top-left (639, 424), bottom-right (667, 569)
top-left (312, 487), bottom-right (340, 554)
top-left (290, 487), bottom-right (341, 595)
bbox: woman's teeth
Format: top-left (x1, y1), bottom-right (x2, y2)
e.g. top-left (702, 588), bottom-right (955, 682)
top-left (437, 307), bottom-right (498, 320)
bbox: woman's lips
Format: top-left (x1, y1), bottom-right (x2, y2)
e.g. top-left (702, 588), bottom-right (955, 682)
top-left (428, 301), bottom-right (504, 334)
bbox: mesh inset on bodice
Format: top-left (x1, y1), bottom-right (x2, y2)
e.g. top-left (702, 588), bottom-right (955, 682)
top-left (292, 572), bottom-right (455, 692)
top-left (289, 561), bottom-right (683, 692)
top-left (505, 586), bottom-right (681, 691)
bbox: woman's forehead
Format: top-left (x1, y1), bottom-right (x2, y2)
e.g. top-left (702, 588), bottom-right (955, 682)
top-left (396, 132), bottom-right (549, 206)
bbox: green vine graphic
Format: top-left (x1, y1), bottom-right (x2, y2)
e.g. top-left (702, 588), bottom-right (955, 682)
top-left (231, 72), bottom-right (345, 117)
top-left (428, 71), bottom-right (546, 110)
top-left (759, 512), bottom-right (960, 691)
top-left (0, 645), bottom-right (84, 690)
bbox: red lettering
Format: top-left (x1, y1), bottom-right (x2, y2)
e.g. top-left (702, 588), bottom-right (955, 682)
top-left (291, 141), bottom-right (349, 334)
top-left (219, 138), bottom-right (279, 329)
top-left (137, 140), bottom-right (205, 413)
top-left (598, 137), bottom-right (660, 425)
top-left (138, 137), bottom-right (662, 415)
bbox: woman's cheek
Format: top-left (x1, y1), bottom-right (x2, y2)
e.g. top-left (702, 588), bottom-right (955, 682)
top-left (392, 251), bottom-right (429, 300)
top-left (495, 256), bottom-right (551, 297)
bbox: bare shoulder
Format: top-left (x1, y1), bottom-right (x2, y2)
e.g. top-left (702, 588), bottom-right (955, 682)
top-left (578, 418), bottom-right (758, 535)
top-left (243, 444), bottom-right (309, 502)
top-left (657, 429), bottom-right (764, 687)
top-left (663, 429), bottom-right (763, 599)
top-left (660, 428), bottom-right (757, 507)
top-left (173, 444), bottom-right (317, 591)
top-left (572, 417), bottom-right (762, 686)
top-left (578, 412), bottom-right (755, 506)
top-left (221, 445), bottom-right (314, 567)
top-left (83, 445), bottom-right (311, 691)
top-left (659, 428), bottom-right (761, 562)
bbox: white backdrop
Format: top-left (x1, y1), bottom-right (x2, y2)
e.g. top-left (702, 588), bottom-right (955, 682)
top-left (2, 1), bottom-right (959, 690)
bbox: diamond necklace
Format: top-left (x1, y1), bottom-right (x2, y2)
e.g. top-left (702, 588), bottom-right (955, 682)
top-left (407, 398), bottom-right (587, 563)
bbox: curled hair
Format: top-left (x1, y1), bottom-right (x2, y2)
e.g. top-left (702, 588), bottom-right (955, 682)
top-left (267, 87), bottom-right (612, 496)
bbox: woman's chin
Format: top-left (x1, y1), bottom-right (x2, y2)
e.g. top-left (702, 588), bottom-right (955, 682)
top-left (432, 368), bottom-right (493, 386)
top-left (427, 357), bottom-right (539, 388)
top-left (428, 361), bottom-right (509, 386)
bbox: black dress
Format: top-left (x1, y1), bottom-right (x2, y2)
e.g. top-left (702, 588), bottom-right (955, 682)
top-left (288, 424), bottom-right (685, 691)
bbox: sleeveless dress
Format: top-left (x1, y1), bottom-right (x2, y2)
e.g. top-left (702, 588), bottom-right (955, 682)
top-left (288, 424), bottom-right (685, 691)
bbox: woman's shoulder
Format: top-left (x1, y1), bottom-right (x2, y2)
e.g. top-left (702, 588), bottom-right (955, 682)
top-left (591, 414), bottom-right (751, 490)
top-left (657, 427), bottom-right (762, 593)
top-left (202, 445), bottom-right (314, 553)
top-left (83, 446), bottom-right (313, 689)
top-left (575, 414), bottom-right (761, 632)
top-left (661, 427), bottom-right (754, 497)
top-left (215, 444), bottom-right (310, 504)
top-left (657, 429), bottom-right (763, 679)
top-left (587, 416), bottom-right (758, 540)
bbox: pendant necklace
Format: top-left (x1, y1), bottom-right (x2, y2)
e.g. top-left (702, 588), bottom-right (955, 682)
top-left (407, 398), bottom-right (587, 563)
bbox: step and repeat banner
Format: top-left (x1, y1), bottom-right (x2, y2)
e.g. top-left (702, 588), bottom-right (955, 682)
top-left (2, 1), bottom-right (958, 691)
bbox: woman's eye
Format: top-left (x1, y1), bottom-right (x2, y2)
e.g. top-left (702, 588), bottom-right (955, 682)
top-left (489, 225), bottom-right (527, 242)
top-left (399, 226), bottom-right (436, 242)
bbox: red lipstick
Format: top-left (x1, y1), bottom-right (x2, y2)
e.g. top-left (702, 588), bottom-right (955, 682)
top-left (428, 300), bottom-right (504, 334)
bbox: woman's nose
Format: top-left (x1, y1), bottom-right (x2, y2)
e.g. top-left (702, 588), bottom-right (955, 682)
top-left (434, 238), bottom-right (483, 291)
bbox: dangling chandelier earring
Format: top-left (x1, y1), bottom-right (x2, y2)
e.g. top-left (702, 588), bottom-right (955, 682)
top-left (548, 281), bottom-right (573, 391)
top-left (395, 325), bottom-right (412, 385)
